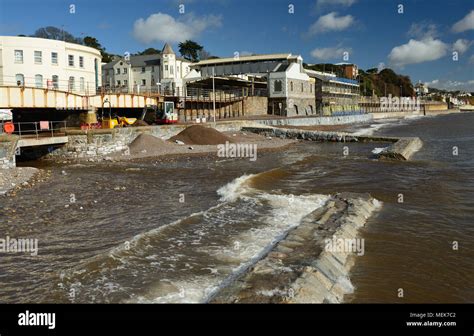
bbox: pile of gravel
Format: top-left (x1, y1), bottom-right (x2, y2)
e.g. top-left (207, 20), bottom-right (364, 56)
top-left (170, 125), bottom-right (234, 145)
top-left (128, 134), bottom-right (178, 155)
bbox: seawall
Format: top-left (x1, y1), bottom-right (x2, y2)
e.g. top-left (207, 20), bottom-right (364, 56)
top-left (241, 126), bottom-right (422, 161)
top-left (254, 114), bottom-right (372, 126)
top-left (210, 193), bottom-right (381, 303)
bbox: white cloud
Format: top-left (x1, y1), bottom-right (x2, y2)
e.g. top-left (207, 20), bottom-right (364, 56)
top-left (428, 79), bottom-right (474, 91)
top-left (310, 46), bottom-right (352, 60)
top-left (452, 10), bottom-right (474, 33)
top-left (308, 12), bottom-right (355, 35)
top-left (469, 54), bottom-right (474, 64)
top-left (133, 12), bottom-right (222, 44)
top-left (388, 38), bottom-right (448, 66)
top-left (407, 22), bottom-right (438, 39)
top-left (453, 39), bottom-right (472, 54)
top-left (424, 79), bottom-right (439, 86)
top-left (316, 0), bottom-right (357, 7)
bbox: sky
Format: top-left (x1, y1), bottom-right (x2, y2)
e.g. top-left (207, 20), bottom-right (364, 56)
top-left (0, 0), bottom-right (473, 91)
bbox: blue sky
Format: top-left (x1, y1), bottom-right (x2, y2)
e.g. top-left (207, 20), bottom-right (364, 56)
top-left (1, 0), bottom-right (473, 90)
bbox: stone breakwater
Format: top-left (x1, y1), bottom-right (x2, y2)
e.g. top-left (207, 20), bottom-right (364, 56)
top-left (210, 193), bottom-right (381, 303)
top-left (241, 126), bottom-right (423, 161)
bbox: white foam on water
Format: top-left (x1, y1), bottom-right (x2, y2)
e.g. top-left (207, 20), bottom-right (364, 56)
top-left (372, 198), bottom-right (383, 208)
top-left (131, 277), bottom-right (219, 303)
top-left (353, 122), bottom-right (395, 136)
top-left (106, 202), bottom-right (227, 257)
top-left (371, 147), bottom-right (388, 155)
top-left (231, 193), bottom-right (328, 261)
top-left (132, 176), bottom-right (329, 303)
top-left (61, 173), bottom-right (330, 303)
top-left (216, 174), bottom-right (255, 202)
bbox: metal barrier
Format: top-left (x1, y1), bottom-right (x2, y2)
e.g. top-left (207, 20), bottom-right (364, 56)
top-left (98, 86), bottom-right (268, 98)
top-left (1, 121), bottom-right (68, 139)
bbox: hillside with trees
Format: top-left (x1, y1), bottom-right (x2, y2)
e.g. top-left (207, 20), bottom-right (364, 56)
top-left (304, 63), bottom-right (415, 97)
top-left (360, 68), bottom-right (414, 97)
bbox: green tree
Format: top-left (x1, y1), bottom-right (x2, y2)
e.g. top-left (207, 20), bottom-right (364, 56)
top-left (32, 26), bottom-right (81, 44)
top-left (83, 36), bottom-right (113, 63)
top-left (178, 40), bottom-right (203, 62)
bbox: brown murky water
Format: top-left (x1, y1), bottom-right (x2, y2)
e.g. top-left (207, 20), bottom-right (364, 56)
top-left (1, 113), bottom-right (473, 303)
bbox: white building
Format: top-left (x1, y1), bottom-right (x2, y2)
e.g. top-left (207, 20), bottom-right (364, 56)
top-left (0, 36), bottom-right (102, 94)
top-left (189, 53), bottom-right (317, 116)
top-left (102, 43), bottom-right (192, 94)
top-left (268, 59), bottom-right (316, 116)
top-left (415, 82), bottom-right (429, 96)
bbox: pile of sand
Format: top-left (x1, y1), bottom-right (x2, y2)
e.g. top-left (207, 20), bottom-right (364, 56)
top-left (128, 134), bottom-right (177, 155)
top-left (170, 125), bottom-right (234, 145)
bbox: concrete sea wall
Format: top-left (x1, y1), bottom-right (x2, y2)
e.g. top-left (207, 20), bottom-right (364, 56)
top-left (210, 193), bottom-right (381, 303)
top-left (255, 114), bottom-right (372, 126)
top-left (242, 126), bottom-right (422, 161)
top-left (289, 195), bottom-right (380, 303)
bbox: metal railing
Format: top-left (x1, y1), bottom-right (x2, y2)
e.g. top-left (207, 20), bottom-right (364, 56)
top-left (1, 76), bottom-right (98, 96)
top-left (0, 121), bottom-right (68, 139)
top-left (98, 85), bottom-right (268, 98)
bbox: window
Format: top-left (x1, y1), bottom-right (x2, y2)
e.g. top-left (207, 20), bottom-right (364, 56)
top-left (151, 66), bottom-right (154, 72)
top-left (15, 73), bottom-right (24, 86)
top-left (290, 81), bottom-right (294, 91)
top-left (141, 67), bottom-right (146, 73)
top-left (68, 76), bottom-right (75, 91)
top-left (124, 79), bottom-right (128, 86)
top-left (68, 55), bottom-right (74, 67)
top-left (310, 84), bottom-right (313, 93)
top-left (79, 56), bottom-right (84, 68)
top-left (116, 68), bottom-right (121, 75)
top-left (117, 80), bottom-right (121, 86)
top-left (35, 74), bottom-right (43, 88)
top-left (177, 66), bottom-right (180, 75)
top-left (80, 77), bottom-right (85, 91)
top-left (170, 66), bottom-right (174, 75)
top-left (274, 80), bottom-right (282, 92)
top-left (34, 51), bottom-right (42, 64)
top-left (164, 65), bottom-right (168, 71)
top-left (51, 52), bottom-right (58, 65)
top-left (301, 83), bottom-right (304, 92)
top-left (123, 67), bottom-right (128, 74)
top-left (52, 75), bottom-right (59, 89)
top-left (14, 50), bottom-right (23, 63)
top-left (142, 79), bottom-right (146, 86)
